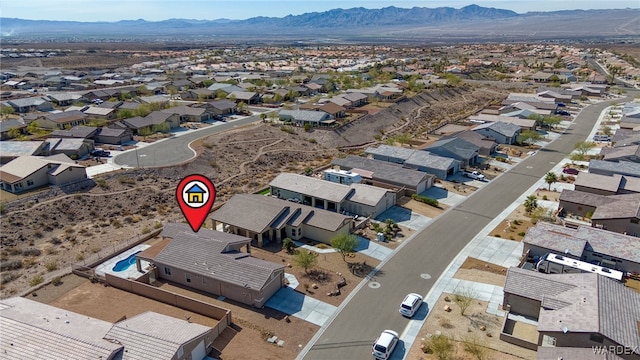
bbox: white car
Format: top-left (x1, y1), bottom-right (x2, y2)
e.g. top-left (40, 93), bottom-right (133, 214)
top-left (399, 293), bottom-right (423, 317)
top-left (372, 329), bottom-right (399, 360)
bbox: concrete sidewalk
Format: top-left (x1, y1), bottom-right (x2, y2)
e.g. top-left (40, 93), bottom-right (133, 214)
top-left (265, 281), bottom-right (338, 327)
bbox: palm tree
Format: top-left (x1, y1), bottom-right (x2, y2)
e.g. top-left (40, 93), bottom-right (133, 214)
top-left (524, 195), bottom-right (538, 214)
top-left (544, 172), bottom-right (558, 191)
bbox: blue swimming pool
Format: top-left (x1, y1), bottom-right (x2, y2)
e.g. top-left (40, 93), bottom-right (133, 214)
top-left (112, 250), bottom-right (142, 272)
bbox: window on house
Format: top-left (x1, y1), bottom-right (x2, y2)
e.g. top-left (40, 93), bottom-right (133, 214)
top-left (26, 180), bottom-right (34, 186)
top-left (202, 277), bottom-right (207, 285)
top-left (164, 267), bottom-right (171, 275)
top-left (297, 228), bottom-right (301, 236)
top-left (185, 274), bottom-right (191, 283)
top-left (631, 218), bottom-right (639, 224)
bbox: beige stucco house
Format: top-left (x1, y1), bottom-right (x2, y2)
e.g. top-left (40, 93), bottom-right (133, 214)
top-left (0, 154), bottom-right (87, 193)
top-left (138, 223), bottom-right (285, 308)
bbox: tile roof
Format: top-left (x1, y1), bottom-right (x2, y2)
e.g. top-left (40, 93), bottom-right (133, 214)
top-left (105, 312), bottom-right (211, 360)
top-left (279, 109), bottom-right (330, 123)
top-left (522, 222), bottom-right (586, 258)
top-left (161, 105), bottom-right (205, 116)
top-left (0, 141), bottom-right (45, 157)
top-left (212, 194), bottom-right (352, 233)
top-left (574, 172), bottom-right (623, 193)
top-left (331, 155), bottom-right (432, 188)
top-left (406, 151), bottom-right (458, 171)
top-left (270, 173), bottom-right (353, 203)
top-left (347, 183), bottom-right (392, 207)
top-left (589, 160), bottom-right (640, 177)
top-left (157, 223), bottom-right (284, 290)
top-left (49, 125), bottom-right (98, 139)
top-left (365, 144), bottom-right (415, 161)
top-left (426, 137), bottom-right (480, 160)
top-left (0, 297), bottom-right (122, 360)
top-left (591, 193), bottom-right (640, 220)
top-left (472, 121), bottom-right (521, 137)
top-left (504, 267), bottom-right (577, 302)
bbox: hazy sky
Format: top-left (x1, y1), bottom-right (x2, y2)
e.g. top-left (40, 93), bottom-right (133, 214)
top-left (2, 1), bottom-right (638, 21)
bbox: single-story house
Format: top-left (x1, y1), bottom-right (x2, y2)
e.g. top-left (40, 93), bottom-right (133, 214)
top-left (424, 137), bottom-right (481, 168)
top-left (121, 111), bottom-right (179, 135)
top-left (94, 127), bottom-right (133, 145)
top-left (468, 114), bottom-right (538, 131)
top-left (27, 110), bottom-right (88, 130)
top-left (211, 194), bottom-right (353, 247)
top-left (364, 144), bottom-right (459, 179)
top-left (279, 109), bottom-right (334, 128)
top-left (612, 128), bottom-right (640, 147)
top-left (183, 88), bottom-right (217, 101)
top-left (199, 100), bottom-right (237, 115)
top-left (6, 97), bottom-right (53, 113)
top-left (47, 93), bottom-right (82, 106)
top-left (161, 105), bottom-right (214, 122)
top-left (600, 144), bottom-right (640, 163)
top-left (0, 297), bottom-right (215, 360)
top-left (522, 222), bottom-right (640, 274)
top-left (82, 106), bottom-right (117, 120)
top-left (443, 130), bottom-right (498, 156)
top-left (589, 160), bottom-right (640, 178)
top-left (0, 140), bottom-right (49, 164)
top-left (471, 121), bottom-right (521, 145)
top-left (49, 125), bottom-right (99, 139)
top-left (0, 118), bottom-right (27, 140)
top-left (573, 172), bottom-right (640, 195)
top-left (558, 190), bottom-right (640, 236)
top-left (0, 154), bottom-right (87, 193)
top-left (46, 137), bottom-right (94, 159)
top-left (319, 102), bottom-right (346, 118)
top-left (138, 222), bottom-right (285, 308)
top-left (331, 155), bottom-right (435, 194)
top-left (502, 267), bottom-right (640, 358)
top-left (269, 172), bottom-right (396, 218)
top-left (226, 91), bottom-right (260, 104)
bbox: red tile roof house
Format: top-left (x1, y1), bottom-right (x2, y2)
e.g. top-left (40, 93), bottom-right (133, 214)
top-left (136, 222), bottom-right (285, 308)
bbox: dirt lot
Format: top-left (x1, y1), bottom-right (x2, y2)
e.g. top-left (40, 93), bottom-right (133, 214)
top-left (455, 257), bottom-right (508, 287)
top-left (488, 190), bottom-right (560, 241)
top-left (406, 293), bottom-right (536, 360)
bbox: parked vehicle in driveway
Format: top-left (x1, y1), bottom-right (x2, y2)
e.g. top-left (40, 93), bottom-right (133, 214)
top-left (399, 293), bottom-right (423, 317)
top-left (562, 167), bottom-right (580, 175)
top-left (91, 149), bottom-right (111, 157)
top-left (372, 330), bottom-right (399, 360)
top-left (463, 170), bottom-right (485, 181)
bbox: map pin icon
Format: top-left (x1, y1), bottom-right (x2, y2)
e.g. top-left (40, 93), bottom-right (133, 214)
top-left (176, 174), bottom-right (216, 232)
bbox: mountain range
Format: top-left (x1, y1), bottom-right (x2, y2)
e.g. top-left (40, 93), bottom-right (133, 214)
top-left (1, 5), bottom-right (639, 42)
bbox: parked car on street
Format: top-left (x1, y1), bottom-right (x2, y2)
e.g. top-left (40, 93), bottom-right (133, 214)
top-left (399, 293), bottom-right (423, 318)
top-left (372, 330), bottom-right (399, 360)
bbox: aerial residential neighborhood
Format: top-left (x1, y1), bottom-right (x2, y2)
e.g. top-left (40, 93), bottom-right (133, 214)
top-left (1, 3), bottom-right (640, 360)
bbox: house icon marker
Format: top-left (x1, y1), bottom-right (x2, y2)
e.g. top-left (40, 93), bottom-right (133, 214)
top-left (185, 184), bottom-right (206, 204)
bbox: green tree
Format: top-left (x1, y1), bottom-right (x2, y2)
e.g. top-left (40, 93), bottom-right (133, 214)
top-left (544, 172), bottom-right (557, 191)
top-left (524, 195), bottom-right (538, 214)
top-left (138, 127), bottom-right (152, 140)
top-left (517, 130), bottom-right (542, 147)
top-left (331, 233), bottom-right (359, 262)
top-left (117, 109), bottom-right (135, 119)
top-left (282, 238), bottom-right (296, 254)
top-left (573, 140), bottom-right (596, 159)
top-left (6, 127), bottom-right (22, 139)
top-left (151, 122), bottom-right (171, 133)
top-left (1, 105), bottom-right (15, 118)
top-left (423, 334), bottom-right (454, 360)
top-left (292, 249), bottom-right (317, 274)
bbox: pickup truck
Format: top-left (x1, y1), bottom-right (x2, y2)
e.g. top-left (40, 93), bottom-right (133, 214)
top-left (463, 171), bottom-right (485, 181)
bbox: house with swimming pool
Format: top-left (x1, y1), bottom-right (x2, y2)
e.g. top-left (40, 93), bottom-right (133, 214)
top-left (135, 223), bottom-right (285, 308)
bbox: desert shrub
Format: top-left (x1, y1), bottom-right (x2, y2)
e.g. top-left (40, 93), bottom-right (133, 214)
top-left (585, 211), bottom-right (594, 219)
top-left (154, 222), bottom-right (163, 229)
top-left (282, 238), bottom-right (296, 254)
top-left (0, 259), bottom-right (22, 271)
top-left (22, 249), bottom-right (42, 257)
top-left (95, 178), bottom-right (108, 188)
top-left (75, 253), bottom-right (85, 261)
top-left (438, 317), bottom-right (454, 329)
top-left (542, 195), bottom-right (548, 200)
top-left (494, 234), bottom-right (501, 238)
top-left (64, 227), bottom-right (75, 234)
top-left (48, 236), bottom-right (62, 245)
top-left (462, 335), bottom-right (487, 360)
top-left (1, 271), bottom-right (20, 284)
top-left (45, 261), bottom-right (59, 272)
top-left (117, 176), bottom-right (136, 185)
top-left (141, 226), bottom-right (151, 234)
top-left (518, 232), bottom-right (526, 237)
top-left (51, 276), bottom-right (63, 286)
top-left (280, 125), bottom-right (295, 134)
top-left (304, 123), bottom-right (312, 132)
top-left (512, 219), bottom-right (521, 225)
top-left (22, 257), bottom-right (37, 268)
top-left (422, 334), bottom-right (454, 360)
top-left (29, 275), bottom-right (44, 287)
top-left (315, 243), bottom-right (329, 249)
top-left (33, 230), bottom-right (43, 238)
top-left (411, 193), bottom-right (439, 207)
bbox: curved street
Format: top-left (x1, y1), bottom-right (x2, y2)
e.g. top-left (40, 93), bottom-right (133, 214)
top-left (113, 112), bottom-right (266, 168)
top-left (299, 96), bottom-right (633, 360)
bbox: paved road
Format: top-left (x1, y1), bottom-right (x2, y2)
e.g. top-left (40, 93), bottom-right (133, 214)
top-left (301, 96), bottom-right (632, 360)
top-left (113, 110), bottom-right (271, 168)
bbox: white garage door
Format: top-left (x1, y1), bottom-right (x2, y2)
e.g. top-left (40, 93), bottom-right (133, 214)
top-left (191, 340), bottom-right (206, 360)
